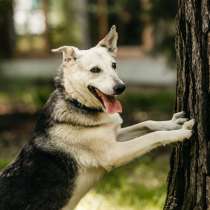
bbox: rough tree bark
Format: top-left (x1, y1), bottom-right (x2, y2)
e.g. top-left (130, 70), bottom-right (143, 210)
top-left (164, 0), bottom-right (210, 210)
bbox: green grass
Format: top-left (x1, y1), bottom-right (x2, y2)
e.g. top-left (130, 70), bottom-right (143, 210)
top-left (0, 159), bottom-right (10, 170)
top-left (95, 155), bottom-right (169, 210)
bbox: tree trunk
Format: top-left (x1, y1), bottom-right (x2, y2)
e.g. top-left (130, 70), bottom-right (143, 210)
top-left (72, 0), bottom-right (90, 48)
top-left (43, 0), bottom-right (50, 53)
top-left (0, 0), bottom-right (15, 58)
top-left (164, 0), bottom-right (210, 210)
top-left (97, 0), bottom-right (108, 39)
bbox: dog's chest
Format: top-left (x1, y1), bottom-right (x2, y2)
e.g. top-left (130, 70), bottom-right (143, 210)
top-left (62, 167), bottom-right (105, 210)
top-left (49, 114), bottom-right (122, 168)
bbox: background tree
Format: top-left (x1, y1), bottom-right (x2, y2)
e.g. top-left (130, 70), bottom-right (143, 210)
top-left (149, 0), bottom-right (177, 65)
top-left (164, 0), bottom-right (210, 210)
top-left (0, 0), bottom-right (15, 58)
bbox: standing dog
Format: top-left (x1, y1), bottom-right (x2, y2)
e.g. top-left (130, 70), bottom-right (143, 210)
top-left (0, 26), bottom-right (194, 210)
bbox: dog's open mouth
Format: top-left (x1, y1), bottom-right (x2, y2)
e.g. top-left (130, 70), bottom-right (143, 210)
top-left (88, 86), bottom-right (122, 113)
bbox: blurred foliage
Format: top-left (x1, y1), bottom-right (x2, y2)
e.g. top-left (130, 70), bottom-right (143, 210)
top-left (48, 0), bottom-right (80, 47)
top-left (88, 0), bottom-right (143, 45)
top-left (120, 89), bottom-right (175, 126)
top-left (0, 79), bottom-right (53, 111)
top-left (121, 90), bottom-right (175, 113)
top-left (114, 0), bottom-right (143, 45)
top-left (0, 0), bottom-right (177, 61)
top-left (0, 78), bottom-right (175, 117)
top-left (149, 0), bottom-right (177, 66)
top-left (0, 0), bottom-right (15, 58)
top-left (88, 0), bottom-right (177, 64)
top-left (150, 0), bottom-right (177, 20)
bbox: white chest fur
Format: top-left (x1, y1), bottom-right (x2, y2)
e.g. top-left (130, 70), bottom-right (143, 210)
top-left (48, 113), bottom-right (122, 168)
top-left (62, 167), bottom-right (105, 210)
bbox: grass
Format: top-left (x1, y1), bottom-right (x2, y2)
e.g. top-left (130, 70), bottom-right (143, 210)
top-left (96, 155), bottom-right (169, 209)
top-left (0, 159), bottom-right (10, 170)
top-left (74, 154), bottom-right (170, 210)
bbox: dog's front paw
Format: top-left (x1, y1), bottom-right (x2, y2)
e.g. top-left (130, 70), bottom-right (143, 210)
top-left (175, 119), bottom-right (195, 142)
top-left (163, 111), bottom-right (188, 130)
top-left (182, 119), bottom-right (195, 130)
top-left (159, 128), bottom-right (193, 146)
top-left (180, 129), bottom-right (193, 140)
top-left (169, 128), bottom-right (192, 144)
top-left (171, 111), bottom-right (188, 126)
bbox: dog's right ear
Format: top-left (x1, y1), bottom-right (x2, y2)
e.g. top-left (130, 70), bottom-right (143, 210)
top-left (97, 25), bottom-right (118, 57)
top-left (51, 46), bottom-right (76, 63)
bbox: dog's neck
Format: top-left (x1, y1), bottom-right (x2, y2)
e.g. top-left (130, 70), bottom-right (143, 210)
top-left (47, 90), bottom-right (122, 127)
top-left (54, 73), bottom-right (103, 114)
top-left (65, 97), bottom-right (103, 114)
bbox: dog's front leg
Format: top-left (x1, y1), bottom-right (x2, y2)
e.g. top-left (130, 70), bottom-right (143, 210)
top-left (103, 120), bottom-right (194, 169)
top-left (118, 111), bottom-right (188, 141)
top-left (117, 122), bottom-right (151, 141)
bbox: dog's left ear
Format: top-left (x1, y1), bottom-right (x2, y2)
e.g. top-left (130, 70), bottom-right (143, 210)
top-left (97, 25), bottom-right (118, 57)
top-left (51, 46), bottom-right (77, 63)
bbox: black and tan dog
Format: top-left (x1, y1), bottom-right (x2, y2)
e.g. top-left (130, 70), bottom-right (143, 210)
top-left (0, 26), bottom-right (194, 210)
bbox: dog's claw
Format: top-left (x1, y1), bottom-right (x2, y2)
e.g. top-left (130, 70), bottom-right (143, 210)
top-left (111, 25), bottom-right (116, 31)
top-left (170, 111), bottom-right (189, 129)
top-left (172, 111), bottom-right (185, 120)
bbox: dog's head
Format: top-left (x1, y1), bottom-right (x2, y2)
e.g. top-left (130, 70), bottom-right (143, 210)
top-left (53, 26), bottom-right (125, 114)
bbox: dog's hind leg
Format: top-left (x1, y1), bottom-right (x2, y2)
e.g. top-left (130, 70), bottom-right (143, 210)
top-left (118, 111), bottom-right (189, 141)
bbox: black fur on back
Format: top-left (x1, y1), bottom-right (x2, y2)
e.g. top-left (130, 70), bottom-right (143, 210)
top-left (0, 142), bottom-right (77, 210)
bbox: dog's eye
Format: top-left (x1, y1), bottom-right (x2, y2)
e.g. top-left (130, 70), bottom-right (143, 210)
top-left (112, 62), bottom-right (117, 70)
top-left (90, 67), bottom-right (101, 73)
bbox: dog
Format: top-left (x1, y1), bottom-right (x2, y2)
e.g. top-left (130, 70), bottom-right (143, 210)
top-left (0, 25), bottom-right (194, 210)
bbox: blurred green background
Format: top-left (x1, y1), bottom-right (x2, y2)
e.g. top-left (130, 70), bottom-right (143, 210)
top-left (0, 0), bottom-right (177, 209)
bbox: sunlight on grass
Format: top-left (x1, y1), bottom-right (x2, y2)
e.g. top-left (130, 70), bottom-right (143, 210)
top-left (76, 191), bottom-right (164, 210)
top-left (75, 155), bottom-right (169, 210)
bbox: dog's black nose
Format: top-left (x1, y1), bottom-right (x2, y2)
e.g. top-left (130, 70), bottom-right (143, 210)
top-left (113, 83), bottom-right (126, 95)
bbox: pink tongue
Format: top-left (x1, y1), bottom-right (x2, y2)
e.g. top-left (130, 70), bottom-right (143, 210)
top-left (101, 95), bottom-right (122, 113)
